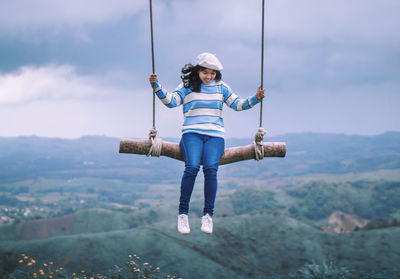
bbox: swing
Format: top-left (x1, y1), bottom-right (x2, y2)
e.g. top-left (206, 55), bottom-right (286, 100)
top-left (119, 0), bottom-right (286, 164)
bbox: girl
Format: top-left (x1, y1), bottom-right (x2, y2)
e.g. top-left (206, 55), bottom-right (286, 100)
top-left (149, 52), bottom-right (265, 235)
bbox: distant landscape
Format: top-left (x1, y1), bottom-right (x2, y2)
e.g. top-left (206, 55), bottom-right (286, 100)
top-left (1, 132), bottom-right (400, 278)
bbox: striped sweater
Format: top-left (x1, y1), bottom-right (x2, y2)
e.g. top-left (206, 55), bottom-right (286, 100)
top-left (153, 80), bottom-right (260, 138)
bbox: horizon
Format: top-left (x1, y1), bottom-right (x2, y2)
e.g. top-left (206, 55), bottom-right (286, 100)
top-left (1, 130), bottom-right (399, 140)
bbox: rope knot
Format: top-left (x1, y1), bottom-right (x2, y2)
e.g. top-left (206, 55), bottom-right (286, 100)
top-left (253, 127), bottom-right (267, 161)
top-left (147, 128), bottom-right (162, 157)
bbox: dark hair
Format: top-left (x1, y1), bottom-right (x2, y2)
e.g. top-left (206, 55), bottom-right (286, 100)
top-left (180, 64), bottom-right (222, 92)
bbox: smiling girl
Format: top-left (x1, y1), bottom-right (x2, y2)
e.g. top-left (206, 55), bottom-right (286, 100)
top-left (149, 52), bottom-right (265, 235)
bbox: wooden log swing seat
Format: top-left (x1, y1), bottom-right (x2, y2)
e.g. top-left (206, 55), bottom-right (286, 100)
top-left (120, 0), bottom-right (286, 164)
top-left (119, 138), bottom-right (286, 165)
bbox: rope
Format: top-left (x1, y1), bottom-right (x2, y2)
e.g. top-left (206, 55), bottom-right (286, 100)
top-left (254, 0), bottom-right (266, 161)
top-left (149, 0), bottom-right (156, 129)
top-left (259, 0), bottom-right (265, 128)
top-left (254, 127), bottom-right (267, 161)
top-left (147, 128), bottom-right (162, 157)
top-left (146, 0), bottom-right (162, 157)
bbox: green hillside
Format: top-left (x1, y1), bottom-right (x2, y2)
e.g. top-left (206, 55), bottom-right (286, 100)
top-left (1, 210), bottom-right (400, 278)
top-left (3, 179), bottom-right (398, 241)
top-left (1, 178), bottom-right (400, 278)
top-left (1, 132), bottom-right (400, 278)
top-left (227, 180), bottom-right (400, 222)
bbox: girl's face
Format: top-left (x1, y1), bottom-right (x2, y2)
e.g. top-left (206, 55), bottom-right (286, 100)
top-left (198, 68), bottom-right (216, 84)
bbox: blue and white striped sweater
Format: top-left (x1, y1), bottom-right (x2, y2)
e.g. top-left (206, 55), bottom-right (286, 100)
top-left (153, 80), bottom-right (260, 138)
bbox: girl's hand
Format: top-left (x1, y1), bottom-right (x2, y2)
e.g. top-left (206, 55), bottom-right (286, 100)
top-left (149, 73), bottom-right (158, 84)
top-left (256, 86), bottom-right (265, 100)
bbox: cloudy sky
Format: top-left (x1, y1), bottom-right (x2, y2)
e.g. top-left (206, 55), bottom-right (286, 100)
top-left (0, 0), bottom-right (399, 139)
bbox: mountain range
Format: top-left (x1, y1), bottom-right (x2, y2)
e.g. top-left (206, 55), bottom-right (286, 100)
top-left (1, 132), bottom-right (400, 278)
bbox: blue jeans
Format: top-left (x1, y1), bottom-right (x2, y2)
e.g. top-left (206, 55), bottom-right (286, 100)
top-left (179, 133), bottom-right (225, 216)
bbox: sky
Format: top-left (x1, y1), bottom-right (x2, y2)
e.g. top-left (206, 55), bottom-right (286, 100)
top-left (0, 0), bottom-right (399, 139)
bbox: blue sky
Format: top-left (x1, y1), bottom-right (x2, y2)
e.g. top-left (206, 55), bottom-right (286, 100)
top-left (0, 0), bottom-right (399, 139)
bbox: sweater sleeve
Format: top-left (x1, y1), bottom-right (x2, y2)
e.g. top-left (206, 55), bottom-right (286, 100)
top-left (222, 82), bottom-right (260, 111)
top-left (151, 81), bottom-right (184, 108)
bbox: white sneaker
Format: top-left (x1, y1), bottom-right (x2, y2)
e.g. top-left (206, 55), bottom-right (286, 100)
top-left (177, 214), bottom-right (190, 235)
top-left (201, 214), bottom-right (213, 234)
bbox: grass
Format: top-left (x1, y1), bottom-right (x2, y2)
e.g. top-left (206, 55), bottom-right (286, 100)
top-left (8, 255), bottom-right (399, 279)
top-left (7, 253), bottom-right (181, 279)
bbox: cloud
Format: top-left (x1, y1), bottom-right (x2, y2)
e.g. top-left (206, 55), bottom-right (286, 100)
top-left (146, 0), bottom-right (400, 94)
top-left (0, 0), bottom-right (146, 30)
top-left (153, 0), bottom-right (399, 43)
top-left (0, 65), bottom-right (124, 105)
top-left (0, 0), bottom-right (399, 137)
top-left (1, 0), bottom-right (398, 46)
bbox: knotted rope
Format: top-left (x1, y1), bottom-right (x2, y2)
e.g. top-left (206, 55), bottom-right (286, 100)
top-left (254, 127), bottom-right (267, 161)
top-left (145, 0), bottom-right (162, 157)
top-left (253, 0), bottom-right (267, 161)
top-left (147, 128), bottom-right (162, 157)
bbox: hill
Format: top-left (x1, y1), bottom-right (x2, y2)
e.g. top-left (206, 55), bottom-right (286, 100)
top-left (1, 132), bottom-right (400, 278)
top-left (1, 176), bottom-right (400, 278)
top-left (1, 209), bottom-right (399, 278)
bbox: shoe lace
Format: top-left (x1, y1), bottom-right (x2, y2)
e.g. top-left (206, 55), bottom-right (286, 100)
top-left (202, 215), bottom-right (212, 226)
top-left (179, 215), bottom-right (188, 228)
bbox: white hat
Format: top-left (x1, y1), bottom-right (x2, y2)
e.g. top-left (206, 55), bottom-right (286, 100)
top-left (196, 52), bottom-right (223, 71)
